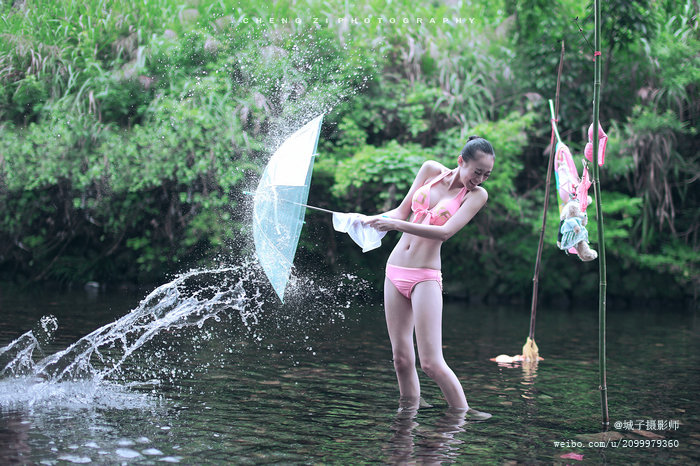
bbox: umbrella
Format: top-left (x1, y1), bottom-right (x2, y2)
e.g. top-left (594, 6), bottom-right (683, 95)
top-left (252, 115), bottom-right (324, 302)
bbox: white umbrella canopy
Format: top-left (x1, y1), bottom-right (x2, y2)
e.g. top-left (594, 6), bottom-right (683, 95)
top-left (252, 115), bottom-right (324, 302)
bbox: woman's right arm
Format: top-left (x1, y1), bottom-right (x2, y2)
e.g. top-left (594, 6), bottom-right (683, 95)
top-left (375, 160), bottom-right (443, 220)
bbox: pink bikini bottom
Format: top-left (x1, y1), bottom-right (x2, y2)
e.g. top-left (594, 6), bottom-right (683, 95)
top-left (385, 264), bottom-right (443, 299)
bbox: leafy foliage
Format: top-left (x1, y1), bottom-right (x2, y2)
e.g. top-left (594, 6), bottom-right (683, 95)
top-left (330, 141), bottom-right (428, 213)
top-left (0, 0), bottom-right (696, 302)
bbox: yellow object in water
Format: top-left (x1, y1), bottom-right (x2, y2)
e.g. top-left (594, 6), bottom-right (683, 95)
top-left (522, 337), bottom-right (539, 362)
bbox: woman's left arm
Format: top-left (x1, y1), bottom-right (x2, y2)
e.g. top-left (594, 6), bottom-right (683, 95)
top-left (365, 187), bottom-right (489, 242)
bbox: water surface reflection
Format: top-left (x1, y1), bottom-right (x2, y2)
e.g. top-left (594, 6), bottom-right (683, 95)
top-left (385, 407), bottom-right (476, 464)
top-left (0, 280), bottom-right (698, 464)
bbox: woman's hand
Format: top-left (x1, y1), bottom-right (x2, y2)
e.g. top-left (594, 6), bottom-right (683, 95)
top-left (363, 215), bottom-right (397, 232)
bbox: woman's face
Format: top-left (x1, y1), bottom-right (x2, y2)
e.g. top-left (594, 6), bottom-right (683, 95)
top-left (458, 151), bottom-right (494, 190)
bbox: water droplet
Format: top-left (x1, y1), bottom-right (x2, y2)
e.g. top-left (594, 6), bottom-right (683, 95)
top-left (142, 448), bottom-right (164, 456)
top-left (116, 448), bottom-right (141, 459)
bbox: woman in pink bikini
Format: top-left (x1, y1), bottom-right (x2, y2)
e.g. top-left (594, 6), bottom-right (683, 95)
top-left (364, 136), bottom-right (495, 417)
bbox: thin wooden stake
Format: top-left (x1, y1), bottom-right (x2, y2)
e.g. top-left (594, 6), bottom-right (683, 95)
top-left (523, 41), bottom-right (565, 362)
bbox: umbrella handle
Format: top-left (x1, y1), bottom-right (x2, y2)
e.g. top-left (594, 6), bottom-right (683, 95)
top-left (243, 191), bottom-right (335, 215)
top-left (285, 200), bottom-right (335, 215)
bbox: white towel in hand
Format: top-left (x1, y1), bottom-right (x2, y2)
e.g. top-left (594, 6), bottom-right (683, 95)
top-left (332, 213), bottom-right (387, 253)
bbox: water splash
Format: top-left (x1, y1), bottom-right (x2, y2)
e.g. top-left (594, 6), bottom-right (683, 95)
top-left (31, 267), bottom-right (242, 382)
top-left (0, 258), bottom-right (370, 410)
top-left (0, 315), bottom-right (58, 378)
top-left (0, 377), bottom-right (156, 411)
top-left (0, 332), bottom-right (41, 378)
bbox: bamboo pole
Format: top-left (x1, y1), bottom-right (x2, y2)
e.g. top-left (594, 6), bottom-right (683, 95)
top-left (592, 0), bottom-right (610, 427)
top-left (522, 41), bottom-right (565, 362)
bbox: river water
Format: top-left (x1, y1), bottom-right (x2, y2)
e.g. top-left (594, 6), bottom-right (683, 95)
top-left (0, 266), bottom-right (698, 464)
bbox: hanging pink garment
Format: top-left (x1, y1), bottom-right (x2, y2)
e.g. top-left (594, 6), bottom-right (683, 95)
top-left (584, 123), bottom-right (608, 166)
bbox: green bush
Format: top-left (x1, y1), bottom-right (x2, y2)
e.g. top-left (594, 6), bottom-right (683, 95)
top-left (0, 0), bottom-right (695, 302)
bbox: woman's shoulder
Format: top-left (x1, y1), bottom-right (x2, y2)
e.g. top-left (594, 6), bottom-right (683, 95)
top-left (467, 185), bottom-right (489, 204)
top-left (418, 160), bottom-right (448, 177)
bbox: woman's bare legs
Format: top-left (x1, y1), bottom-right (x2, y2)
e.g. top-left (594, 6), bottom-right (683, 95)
top-left (385, 277), bottom-right (468, 409)
top-left (384, 276), bottom-right (420, 404)
top-left (411, 281), bottom-right (468, 409)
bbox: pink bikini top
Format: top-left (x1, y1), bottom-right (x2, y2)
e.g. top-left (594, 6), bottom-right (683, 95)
top-left (411, 170), bottom-right (468, 226)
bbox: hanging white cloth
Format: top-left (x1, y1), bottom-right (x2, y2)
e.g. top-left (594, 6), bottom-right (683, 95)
top-left (332, 213), bottom-right (387, 253)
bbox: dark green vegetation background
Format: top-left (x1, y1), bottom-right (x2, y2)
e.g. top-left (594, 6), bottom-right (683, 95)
top-left (1, 0), bottom-right (697, 303)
